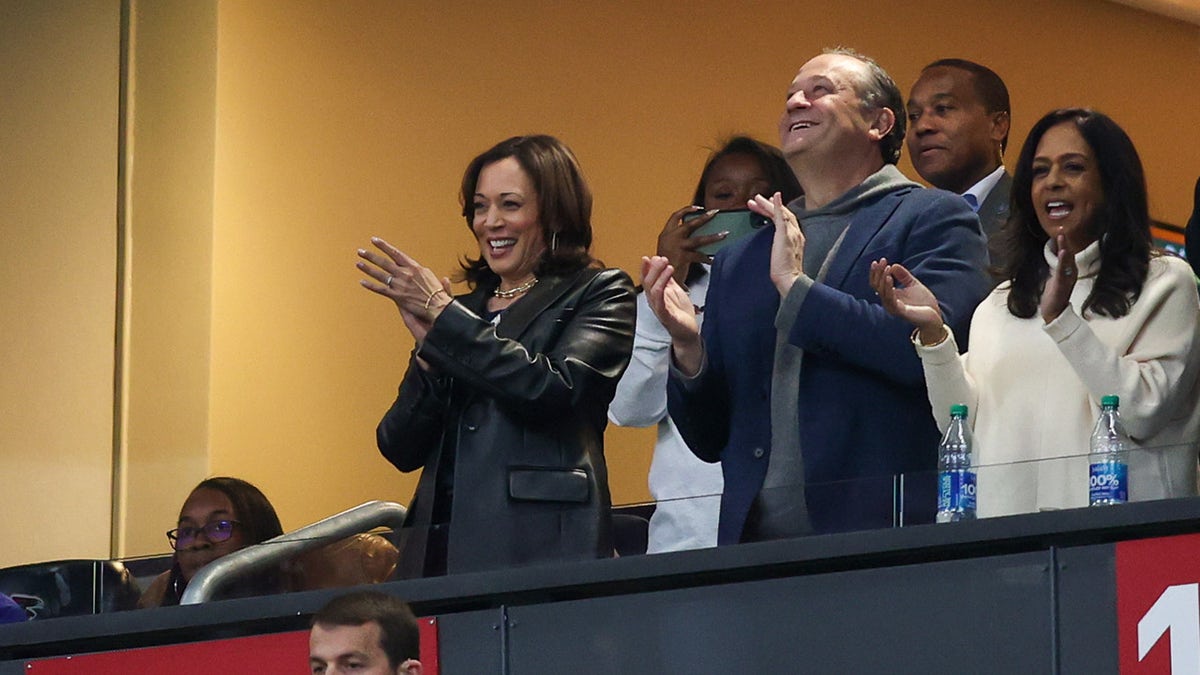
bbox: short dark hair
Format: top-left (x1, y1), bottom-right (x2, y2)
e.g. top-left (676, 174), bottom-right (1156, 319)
top-left (825, 47), bottom-right (905, 165)
top-left (458, 135), bottom-right (595, 287)
top-left (923, 58), bottom-right (1011, 152)
top-left (1000, 108), bottom-right (1151, 319)
top-left (312, 590), bottom-right (420, 667)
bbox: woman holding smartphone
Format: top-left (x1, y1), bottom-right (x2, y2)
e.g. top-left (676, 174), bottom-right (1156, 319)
top-left (608, 136), bottom-right (802, 553)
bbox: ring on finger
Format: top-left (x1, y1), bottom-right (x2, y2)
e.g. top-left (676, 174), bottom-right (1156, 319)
top-left (386, 275), bottom-right (394, 287)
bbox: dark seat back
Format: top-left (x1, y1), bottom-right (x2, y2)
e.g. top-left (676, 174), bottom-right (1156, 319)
top-left (0, 559), bottom-right (141, 620)
top-left (612, 513), bottom-right (650, 557)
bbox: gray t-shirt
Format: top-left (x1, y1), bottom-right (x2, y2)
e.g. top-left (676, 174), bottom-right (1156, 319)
top-left (750, 165), bottom-right (920, 540)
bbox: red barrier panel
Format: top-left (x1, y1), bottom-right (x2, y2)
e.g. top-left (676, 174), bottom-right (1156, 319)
top-left (25, 617), bottom-right (439, 674)
top-left (1117, 532), bottom-right (1200, 674)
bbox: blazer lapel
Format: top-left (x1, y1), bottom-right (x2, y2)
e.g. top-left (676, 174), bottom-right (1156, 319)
top-left (977, 171), bottom-right (1012, 238)
top-left (496, 268), bottom-right (597, 340)
top-left (820, 191), bottom-right (905, 289)
top-left (457, 284), bottom-right (491, 316)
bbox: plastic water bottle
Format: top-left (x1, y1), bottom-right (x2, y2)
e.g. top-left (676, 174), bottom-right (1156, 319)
top-left (1089, 395), bottom-right (1129, 506)
top-left (937, 404), bottom-right (977, 523)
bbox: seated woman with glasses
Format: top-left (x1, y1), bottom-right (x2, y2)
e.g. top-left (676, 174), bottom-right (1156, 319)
top-left (138, 476), bottom-right (285, 608)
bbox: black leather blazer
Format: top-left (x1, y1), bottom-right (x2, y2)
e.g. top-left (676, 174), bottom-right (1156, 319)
top-left (377, 266), bottom-right (635, 577)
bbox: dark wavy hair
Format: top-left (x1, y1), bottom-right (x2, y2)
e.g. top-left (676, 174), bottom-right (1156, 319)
top-left (999, 108), bottom-right (1151, 319)
top-left (161, 476), bottom-right (285, 606)
top-left (825, 47), bottom-right (906, 165)
top-left (313, 590), bottom-right (420, 667)
top-left (457, 135), bottom-right (595, 288)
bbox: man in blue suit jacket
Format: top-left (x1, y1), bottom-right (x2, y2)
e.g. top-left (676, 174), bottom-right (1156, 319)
top-left (643, 48), bottom-right (990, 544)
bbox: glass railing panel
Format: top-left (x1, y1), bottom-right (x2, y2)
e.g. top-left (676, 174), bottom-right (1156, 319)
top-left (3, 442), bottom-right (1195, 622)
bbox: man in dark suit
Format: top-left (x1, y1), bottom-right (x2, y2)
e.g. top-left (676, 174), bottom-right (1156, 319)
top-left (906, 58), bottom-right (1012, 270)
top-left (642, 49), bottom-right (990, 543)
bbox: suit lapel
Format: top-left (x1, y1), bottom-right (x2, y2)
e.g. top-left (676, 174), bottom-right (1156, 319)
top-left (819, 191), bottom-right (906, 289)
top-left (978, 171), bottom-right (1011, 215)
top-left (977, 171), bottom-right (1012, 237)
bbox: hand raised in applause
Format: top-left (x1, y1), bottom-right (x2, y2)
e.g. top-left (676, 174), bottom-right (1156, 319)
top-left (642, 255), bottom-right (703, 376)
top-left (656, 205), bottom-right (726, 286)
top-left (1039, 228), bottom-right (1078, 324)
top-left (869, 258), bottom-right (947, 346)
top-left (357, 237), bottom-right (452, 363)
top-left (749, 192), bottom-right (804, 296)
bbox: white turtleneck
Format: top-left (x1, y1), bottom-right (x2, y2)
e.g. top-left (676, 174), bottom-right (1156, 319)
top-left (915, 242), bottom-right (1200, 516)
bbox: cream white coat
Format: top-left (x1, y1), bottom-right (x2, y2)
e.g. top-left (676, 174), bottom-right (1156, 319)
top-left (918, 242), bottom-right (1200, 516)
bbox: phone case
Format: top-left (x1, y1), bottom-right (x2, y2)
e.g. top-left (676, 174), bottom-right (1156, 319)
top-left (685, 209), bottom-right (772, 255)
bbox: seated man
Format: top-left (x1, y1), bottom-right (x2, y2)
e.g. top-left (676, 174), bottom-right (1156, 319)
top-left (310, 589), bottom-right (422, 675)
top-left (644, 48), bottom-right (990, 543)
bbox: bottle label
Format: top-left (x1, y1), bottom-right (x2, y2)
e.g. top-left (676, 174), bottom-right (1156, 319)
top-left (1089, 461), bottom-right (1129, 504)
top-left (938, 469), bottom-right (977, 514)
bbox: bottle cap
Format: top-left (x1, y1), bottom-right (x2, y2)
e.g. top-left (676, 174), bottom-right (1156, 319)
top-left (1101, 395), bottom-right (1120, 408)
top-left (950, 404), bottom-right (968, 417)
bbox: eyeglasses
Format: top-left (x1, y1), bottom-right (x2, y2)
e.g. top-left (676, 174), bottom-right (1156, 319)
top-left (166, 520), bottom-right (240, 551)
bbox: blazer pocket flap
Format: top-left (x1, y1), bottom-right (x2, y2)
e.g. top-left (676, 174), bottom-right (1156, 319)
top-left (508, 468), bottom-right (590, 503)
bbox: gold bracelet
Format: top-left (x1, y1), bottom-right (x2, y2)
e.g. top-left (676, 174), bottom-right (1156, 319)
top-left (911, 325), bottom-right (949, 347)
top-left (424, 288), bottom-right (446, 310)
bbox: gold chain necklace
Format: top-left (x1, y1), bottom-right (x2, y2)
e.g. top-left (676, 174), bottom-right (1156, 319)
top-left (494, 277), bottom-right (539, 298)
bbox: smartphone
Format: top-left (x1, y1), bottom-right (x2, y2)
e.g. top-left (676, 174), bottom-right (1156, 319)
top-left (684, 208), bottom-right (773, 255)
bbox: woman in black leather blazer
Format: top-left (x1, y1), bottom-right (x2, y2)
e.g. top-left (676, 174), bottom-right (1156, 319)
top-left (357, 136), bottom-right (635, 577)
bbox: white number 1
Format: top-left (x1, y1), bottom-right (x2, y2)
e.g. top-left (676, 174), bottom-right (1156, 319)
top-left (1139, 583), bottom-right (1200, 673)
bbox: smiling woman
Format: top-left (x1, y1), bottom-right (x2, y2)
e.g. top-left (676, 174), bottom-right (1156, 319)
top-left (871, 108), bottom-right (1200, 517)
top-left (468, 157), bottom-right (546, 296)
top-left (358, 135), bottom-right (636, 577)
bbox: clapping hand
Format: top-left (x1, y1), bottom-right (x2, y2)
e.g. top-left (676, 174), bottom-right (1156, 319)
top-left (642, 255), bottom-right (703, 376)
top-left (749, 192), bottom-right (805, 297)
top-left (357, 237), bottom-right (452, 353)
top-left (869, 258), bottom-right (947, 345)
top-left (1040, 228), bottom-right (1078, 324)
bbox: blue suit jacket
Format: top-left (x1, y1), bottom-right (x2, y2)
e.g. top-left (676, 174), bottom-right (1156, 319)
top-left (668, 184), bottom-right (990, 544)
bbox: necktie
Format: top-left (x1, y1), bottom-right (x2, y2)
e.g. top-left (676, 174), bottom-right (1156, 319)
top-left (963, 193), bottom-right (980, 212)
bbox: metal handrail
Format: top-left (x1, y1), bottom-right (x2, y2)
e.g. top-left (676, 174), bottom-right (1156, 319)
top-left (180, 500), bottom-right (407, 605)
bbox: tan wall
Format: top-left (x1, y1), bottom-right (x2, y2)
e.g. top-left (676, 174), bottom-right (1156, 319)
top-left (200, 0), bottom-right (1200, 544)
top-left (0, 0), bottom-right (120, 567)
top-left (3, 0), bottom-right (1199, 566)
top-left (118, 0), bottom-right (219, 557)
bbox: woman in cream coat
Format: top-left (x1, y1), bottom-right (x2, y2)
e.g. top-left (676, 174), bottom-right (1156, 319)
top-left (870, 108), bottom-right (1200, 517)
